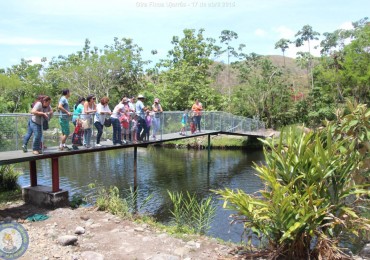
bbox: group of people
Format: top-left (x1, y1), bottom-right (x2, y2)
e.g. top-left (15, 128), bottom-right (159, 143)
top-left (22, 88), bottom-right (204, 154)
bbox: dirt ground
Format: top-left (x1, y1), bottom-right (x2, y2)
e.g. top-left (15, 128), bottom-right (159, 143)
top-left (0, 201), bottom-right (235, 260)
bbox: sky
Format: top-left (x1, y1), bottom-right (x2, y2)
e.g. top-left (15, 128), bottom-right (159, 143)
top-left (0, 0), bottom-right (368, 69)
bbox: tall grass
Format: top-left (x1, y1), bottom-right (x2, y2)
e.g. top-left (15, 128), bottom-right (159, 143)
top-left (0, 165), bottom-right (20, 191)
top-left (167, 190), bottom-right (216, 235)
top-left (88, 183), bottom-right (152, 219)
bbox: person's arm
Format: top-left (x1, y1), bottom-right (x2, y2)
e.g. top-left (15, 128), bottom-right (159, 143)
top-left (31, 102), bottom-right (48, 118)
top-left (58, 99), bottom-right (72, 116)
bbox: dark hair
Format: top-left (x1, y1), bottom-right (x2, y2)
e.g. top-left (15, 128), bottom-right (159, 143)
top-left (43, 96), bottom-right (51, 102)
top-left (31, 95), bottom-right (46, 108)
top-left (74, 96), bottom-right (85, 110)
top-left (86, 94), bottom-right (95, 102)
top-left (61, 89), bottom-right (70, 96)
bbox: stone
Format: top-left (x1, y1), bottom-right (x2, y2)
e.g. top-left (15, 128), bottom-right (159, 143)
top-left (360, 243), bottom-right (370, 258)
top-left (75, 226), bottom-right (86, 235)
top-left (81, 251), bottom-right (105, 260)
top-left (57, 235), bottom-right (78, 246)
top-left (80, 215), bottom-right (90, 221)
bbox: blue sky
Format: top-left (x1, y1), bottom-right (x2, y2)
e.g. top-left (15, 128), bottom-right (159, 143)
top-left (0, 0), bottom-right (368, 69)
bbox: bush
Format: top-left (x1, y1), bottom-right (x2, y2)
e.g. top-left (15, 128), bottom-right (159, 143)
top-left (215, 102), bottom-right (370, 259)
top-left (0, 165), bottom-right (20, 191)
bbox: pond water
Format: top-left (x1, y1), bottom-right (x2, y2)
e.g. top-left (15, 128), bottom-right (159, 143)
top-left (16, 147), bottom-right (265, 243)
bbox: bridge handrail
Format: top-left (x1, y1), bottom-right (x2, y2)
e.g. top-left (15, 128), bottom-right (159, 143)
top-left (0, 111), bottom-right (265, 152)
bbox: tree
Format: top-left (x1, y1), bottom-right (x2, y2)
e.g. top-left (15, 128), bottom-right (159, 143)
top-left (155, 29), bottom-right (222, 110)
top-left (295, 25), bottom-right (320, 89)
top-left (45, 38), bottom-right (149, 101)
top-left (219, 30), bottom-right (239, 103)
top-left (274, 38), bottom-right (291, 67)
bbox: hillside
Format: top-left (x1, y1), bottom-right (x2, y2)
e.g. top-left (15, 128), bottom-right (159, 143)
top-left (211, 55), bottom-right (310, 96)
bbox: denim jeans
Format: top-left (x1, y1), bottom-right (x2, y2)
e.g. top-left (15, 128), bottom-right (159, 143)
top-left (23, 119), bottom-right (42, 151)
top-left (194, 115), bottom-right (201, 131)
top-left (83, 128), bottom-right (92, 146)
top-left (137, 117), bottom-right (147, 141)
top-left (111, 117), bottom-right (122, 144)
top-left (152, 117), bottom-right (160, 137)
top-left (94, 121), bottom-right (104, 144)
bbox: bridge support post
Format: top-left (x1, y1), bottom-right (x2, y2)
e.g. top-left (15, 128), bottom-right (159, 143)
top-left (22, 156), bottom-right (68, 209)
top-left (51, 157), bottom-right (60, 192)
top-left (29, 161), bottom-right (37, 187)
top-left (207, 134), bottom-right (211, 163)
top-left (133, 146), bottom-right (137, 192)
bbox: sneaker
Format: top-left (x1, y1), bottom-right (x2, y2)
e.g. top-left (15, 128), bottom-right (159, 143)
top-left (95, 144), bottom-right (102, 147)
top-left (64, 145), bottom-right (72, 151)
top-left (72, 145), bottom-right (79, 150)
top-left (22, 145), bottom-right (27, 153)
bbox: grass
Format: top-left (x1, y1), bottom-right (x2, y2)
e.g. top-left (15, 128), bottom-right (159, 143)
top-left (0, 188), bottom-right (22, 206)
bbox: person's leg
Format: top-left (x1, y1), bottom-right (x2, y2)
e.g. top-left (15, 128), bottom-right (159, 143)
top-left (59, 118), bottom-right (70, 148)
top-left (85, 128), bottom-right (92, 147)
top-left (111, 118), bottom-right (119, 144)
top-left (197, 116), bottom-right (201, 132)
top-left (22, 119), bottom-right (33, 151)
top-left (31, 121), bottom-right (42, 152)
top-left (137, 119), bottom-right (143, 141)
top-left (94, 121), bottom-right (103, 144)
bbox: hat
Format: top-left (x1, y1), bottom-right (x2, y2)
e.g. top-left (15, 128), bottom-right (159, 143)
top-left (137, 94), bottom-right (145, 99)
top-left (154, 98), bottom-right (159, 103)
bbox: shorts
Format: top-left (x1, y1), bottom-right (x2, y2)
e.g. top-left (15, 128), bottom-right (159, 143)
top-left (59, 118), bottom-right (70, 136)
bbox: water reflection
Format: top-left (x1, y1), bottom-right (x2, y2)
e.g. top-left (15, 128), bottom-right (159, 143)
top-left (17, 147), bottom-right (265, 242)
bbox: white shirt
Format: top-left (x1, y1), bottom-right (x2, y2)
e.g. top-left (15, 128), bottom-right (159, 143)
top-left (95, 103), bottom-right (111, 124)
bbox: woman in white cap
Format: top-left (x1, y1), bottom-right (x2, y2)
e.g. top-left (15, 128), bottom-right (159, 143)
top-left (151, 98), bottom-right (163, 140)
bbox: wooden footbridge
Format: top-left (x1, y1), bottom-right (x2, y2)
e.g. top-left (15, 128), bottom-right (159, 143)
top-left (0, 112), bottom-right (275, 207)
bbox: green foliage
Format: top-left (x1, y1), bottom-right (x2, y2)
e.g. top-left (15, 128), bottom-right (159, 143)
top-left (167, 190), bottom-right (216, 235)
top-left (0, 165), bottom-right (20, 191)
top-left (88, 183), bottom-right (152, 219)
top-left (214, 102), bottom-right (370, 259)
top-left (69, 192), bottom-right (88, 209)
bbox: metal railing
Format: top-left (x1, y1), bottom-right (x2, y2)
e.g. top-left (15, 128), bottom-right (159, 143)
top-left (0, 111), bottom-right (265, 152)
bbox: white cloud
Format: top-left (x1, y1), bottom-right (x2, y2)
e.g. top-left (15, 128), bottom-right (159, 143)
top-left (255, 29), bottom-right (266, 37)
top-left (274, 26), bottom-right (295, 39)
top-left (0, 35), bottom-right (81, 46)
top-left (339, 21), bottom-right (353, 30)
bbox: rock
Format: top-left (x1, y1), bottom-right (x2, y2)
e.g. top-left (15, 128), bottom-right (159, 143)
top-left (75, 226), bottom-right (86, 235)
top-left (174, 247), bottom-right (190, 257)
top-left (90, 223), bottom-right (101, 229)
top-left (134, 227), bottom-right (145, 232)
top-left (360, 243), bottom-right (370, 258)
top-left (186, 240), bottom-right (200, 249)
top-left (80, 215), bottom-right (90, 221)
top-left (148, 253), bottom-right (180, 260)
top-left (57, 235), bottom-right (78, 246)
top-left (81, 251), bottom-right (105, 260)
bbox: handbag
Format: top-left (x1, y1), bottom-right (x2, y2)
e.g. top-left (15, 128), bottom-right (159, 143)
top-left (104, 118), bottom-right (112, 127)
top-left (72, 132), bottom-right (83, 146)
top-left (42, 119), bottom-right (49, 130)
top-left (81, 119), bottom-right (91, 129)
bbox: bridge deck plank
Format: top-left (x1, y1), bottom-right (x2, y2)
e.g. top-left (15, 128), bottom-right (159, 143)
top-left (0, 130), bottom-right (274, 166)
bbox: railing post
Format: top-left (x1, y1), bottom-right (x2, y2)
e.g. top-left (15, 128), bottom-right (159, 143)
top-left (51, 157), bottom-right (60, 192)
top-left (29, 161), bottom-right (37, 187)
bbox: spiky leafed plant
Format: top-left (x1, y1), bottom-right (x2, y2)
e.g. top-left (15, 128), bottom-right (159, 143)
top-left (215, 103), bottom-right (370, 259)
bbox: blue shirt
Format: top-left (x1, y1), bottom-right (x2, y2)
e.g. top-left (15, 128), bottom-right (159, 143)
top-left (59, 96), bottom-right (69, 119)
